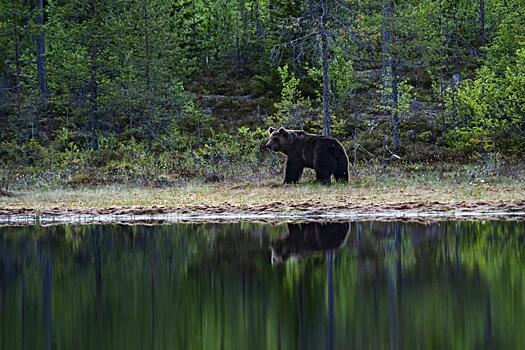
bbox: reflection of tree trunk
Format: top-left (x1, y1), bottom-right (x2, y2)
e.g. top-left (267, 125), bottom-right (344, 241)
top-left (95, 227), bottom-right (103, 321)
top-left (21, 256), bottom-right (26, 350)
top-left (43, 255), bottom-right (52, 350)
top-left (150, 234), bottom-right (157, 350)
top-left (0, 283), bottom-right (3, 347)
top-left (355, 222), bottom-right (361, 248)
top-left (35, 0), bottom-right (49, 103)
top-left (220, 275), bottom-right (225, 350)
top-left (443, 223), bottom-right (449, 260)
top-left (321, 0), bottom-right (331, 138)
top-left (326, 250), bottom-right (335, 350)
top-left (485, 293), bottom-right (494, 349)
top-left (387, 222), bottom-right (401, 350)
top-left (276, 311), bottom-right (281, 350)
top-left (455, 224), bottom-right (460, 270)
top-left (297, 277), bottom-right (304, 349)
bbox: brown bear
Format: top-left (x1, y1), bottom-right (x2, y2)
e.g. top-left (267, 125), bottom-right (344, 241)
top-left (264, 127), bottom-right (349, 184)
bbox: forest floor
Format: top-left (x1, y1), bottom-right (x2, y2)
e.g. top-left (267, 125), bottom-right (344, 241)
top-left (1, 164), bottom-right (525, 223)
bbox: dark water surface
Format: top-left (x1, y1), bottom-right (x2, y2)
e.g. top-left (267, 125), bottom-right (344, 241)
top-left (0, 221), bottom-right (524, 349)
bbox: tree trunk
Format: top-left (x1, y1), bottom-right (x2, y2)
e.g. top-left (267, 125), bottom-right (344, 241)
top-left (35, 0), bottom-right (49, 102)
top-left (89, 44), bottom-right (98, 150)
top-left (89, 0), bottom-right (98, 150)
top-left (143, 0), bottom-right (151, 97)
top-left (239, 0), bottom-right (248, 46)
top-left (382, 0), bottom-right (399, 149)
top-left (143, 0), bottom-right (153, 148)
top-left (321, 0), bottom-right (331, 138)
top-left (479, 0), bottom-right (486, 46)
top-left (235, 31), bottom-right (242, 71)
top-left (381, 0), bottom-right (391, 105)
top-left (254, 0), bottom-right (262, 36)
top-left (392, 59), bottom-right (399, 150)
top-left (11, 6), bottom-right (22, 121)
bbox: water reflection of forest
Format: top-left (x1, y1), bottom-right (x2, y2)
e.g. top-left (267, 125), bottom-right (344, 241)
top-left (0, 221), bottom-right (524, 349)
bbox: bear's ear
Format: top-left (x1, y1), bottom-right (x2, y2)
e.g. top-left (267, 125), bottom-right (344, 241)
top-left (287, 131), bottom-right (297, 143)
top-left (278, 127), bottom-right (288, 135)
top-left (268, 127), bottom-right (275, 135)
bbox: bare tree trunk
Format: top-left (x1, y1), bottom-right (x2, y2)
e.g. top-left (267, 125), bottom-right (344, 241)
top-left (89, 0), bottom-right (98, 150)
top-left (89, 45), bottom-right (98, 150)
top-left (239, 0), bottom-right (248, 45)
top-left (366, 2), bottom-right (374, 66)
top-left (381, 0), bottom-right (391, 105)
top-left (143, 0), bottom-right (153, 149)
top-left (143, 0), bottom-right (151, 98)
top-left (438, 5), bottom-right (446, 127)
top-left (321, 0), bottom-right (331, 138)
top-left (35, 0), bottom-right (49, 102)
top-left (234, 0), bottom-right (246, 72)
top-left (479, 0), bottom-right (486, 46)
top-left (254, 0), bottom-right (262, 36)
top-left (392, 59), bottom-right (399, 149)
top-left (235, 31), bottom-right (241, 71)
top-left (11, 6), bottom-right (22, 121)
top-left (382, 0), bottom-right (399, 149)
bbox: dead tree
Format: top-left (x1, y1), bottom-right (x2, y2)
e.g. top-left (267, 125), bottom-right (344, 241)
top-left (11, 5), bottom-right (22, 121)
top-left (381, 0), bottom-right (399, 150)
top-left (35, 0), bottom-right (49, 103)
top-left (320, 0), bottom-right (331, 137)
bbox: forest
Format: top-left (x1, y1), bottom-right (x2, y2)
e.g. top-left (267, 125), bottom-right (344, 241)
top-left (1, 0), bottom-right (524, 187)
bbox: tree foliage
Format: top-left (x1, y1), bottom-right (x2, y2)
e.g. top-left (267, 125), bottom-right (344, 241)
top-left (0, 0), bottom-right (524, 183)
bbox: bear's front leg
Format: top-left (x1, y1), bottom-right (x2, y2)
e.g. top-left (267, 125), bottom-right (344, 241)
top-left (284, 159), bottom-right (304, 184)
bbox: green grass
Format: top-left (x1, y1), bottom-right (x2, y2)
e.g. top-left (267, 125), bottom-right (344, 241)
top-left (1, 163), bottom-right (524, 212)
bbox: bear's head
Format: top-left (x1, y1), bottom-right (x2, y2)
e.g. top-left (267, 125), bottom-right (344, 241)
top-left (264, 127), bottom-right (297, 153)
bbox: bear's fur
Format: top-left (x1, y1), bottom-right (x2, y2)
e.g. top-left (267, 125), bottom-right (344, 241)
top-left (270, 222), bottom-right (350, 264)
top-left (264, 127), bottom-right (349, 184)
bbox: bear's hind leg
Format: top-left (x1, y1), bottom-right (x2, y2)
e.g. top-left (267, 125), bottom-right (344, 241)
top-left (334, 156), bottom-right (349, 183)
top-left (313, 156), bottom-right (334, 184)
top-left (334, 168), bottom-right (348, 183)
top-left (315, 169), bottom-right (332, 184)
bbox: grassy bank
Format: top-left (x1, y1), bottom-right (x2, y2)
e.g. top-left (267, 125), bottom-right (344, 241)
top-left (1, 163), bottom-right (524, 216)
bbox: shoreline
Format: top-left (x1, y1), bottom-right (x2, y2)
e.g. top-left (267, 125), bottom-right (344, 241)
top-left (2, 199), bottom-right (525, 226)
top-left (2, 179), bottom-right (525, 226)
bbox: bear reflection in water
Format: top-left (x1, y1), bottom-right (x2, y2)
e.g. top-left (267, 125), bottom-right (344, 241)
top-left (270, 222), bottom-right (350, 264)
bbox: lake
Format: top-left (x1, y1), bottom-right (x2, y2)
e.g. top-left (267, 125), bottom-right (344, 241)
top-left (0, 221), bottom-right (524, 349)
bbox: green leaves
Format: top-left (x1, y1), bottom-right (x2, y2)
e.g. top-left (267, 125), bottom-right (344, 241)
top-left (269, 64), bottom-right (308, 127)
top-left (446, 42), bottom-right (525, 157)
